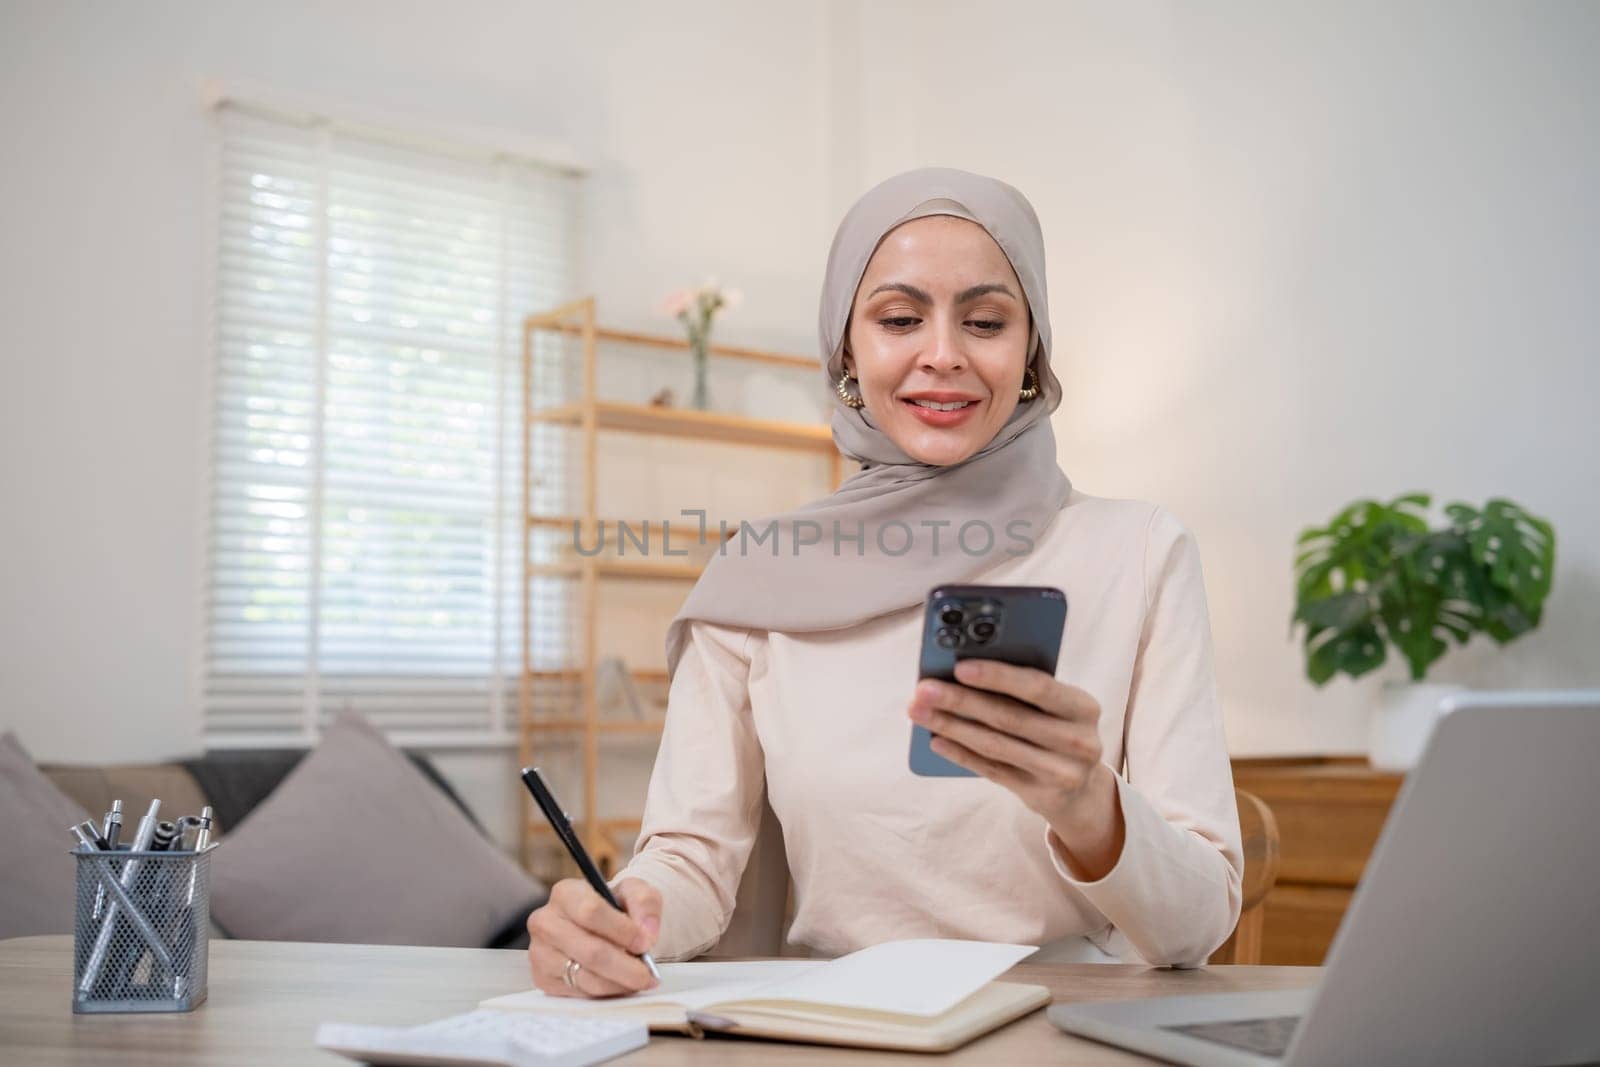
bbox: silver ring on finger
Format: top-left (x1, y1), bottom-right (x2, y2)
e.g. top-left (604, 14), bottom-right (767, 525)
top-left (562, 957), bottom-right (582, 991)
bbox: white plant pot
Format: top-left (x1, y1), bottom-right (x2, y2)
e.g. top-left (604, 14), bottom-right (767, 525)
top-left (1368, 681), bottom-right (1467, 772)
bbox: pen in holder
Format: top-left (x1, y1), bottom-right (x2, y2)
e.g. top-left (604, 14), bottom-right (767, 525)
top-left (70, 840), bottom-right (218, 1013)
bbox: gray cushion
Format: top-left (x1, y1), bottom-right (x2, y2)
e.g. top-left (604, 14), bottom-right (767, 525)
top-left (208, 711), bottom-right (546, 947)
top-left (0, 732), bottom-right (94, 938)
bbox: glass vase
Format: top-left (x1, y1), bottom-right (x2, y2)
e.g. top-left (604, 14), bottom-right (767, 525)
top-left (690, 339), bottom-right (711, 410)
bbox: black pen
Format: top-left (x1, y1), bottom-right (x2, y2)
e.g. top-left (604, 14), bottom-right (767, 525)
top-left (519, 766), bottom-right (661, 982)
top-left (92, 800), bottom-right (123, 922)
top-left (101, 799), bottom-right (123, 850)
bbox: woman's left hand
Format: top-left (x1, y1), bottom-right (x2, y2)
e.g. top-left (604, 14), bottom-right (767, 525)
top-left (907, 658), bottom-right (1125, 878)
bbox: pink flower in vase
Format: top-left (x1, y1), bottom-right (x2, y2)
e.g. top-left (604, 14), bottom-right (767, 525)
top-left (659, 288), bottom-right (694, 319)
top-left (659, 279), bottom-right (740, 410)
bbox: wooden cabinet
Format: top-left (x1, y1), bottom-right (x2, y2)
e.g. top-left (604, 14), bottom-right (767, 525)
top-left (1230, 757), bottom-right (1404, 965)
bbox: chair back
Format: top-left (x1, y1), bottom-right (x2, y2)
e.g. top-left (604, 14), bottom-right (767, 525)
top-left (1211, 786), bottom-right (1281, 964)
top-left (702, 794), bottom-right (790, 958)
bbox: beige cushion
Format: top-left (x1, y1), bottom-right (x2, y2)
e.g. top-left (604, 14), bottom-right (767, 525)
top-left (0, 732), bottom-right (94, 938)
top-left (41, 763), bottom-right (218, 836)
top-left (209, 711), bottom-right (545, 947)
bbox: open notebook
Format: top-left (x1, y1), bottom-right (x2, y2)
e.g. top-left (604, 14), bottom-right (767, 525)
top-left (480, 939), bottom-right (1050, 1052)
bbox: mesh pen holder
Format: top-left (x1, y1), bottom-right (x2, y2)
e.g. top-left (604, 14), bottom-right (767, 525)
top-left (71, 843), bottom-right (217, 1013)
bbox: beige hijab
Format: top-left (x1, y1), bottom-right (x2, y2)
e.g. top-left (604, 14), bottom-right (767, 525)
top-left (664, 167), bottom-right (1073, 677)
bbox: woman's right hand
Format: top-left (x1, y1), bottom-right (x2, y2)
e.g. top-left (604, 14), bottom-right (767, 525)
top-left (525, 877), bottom-right (662, 998)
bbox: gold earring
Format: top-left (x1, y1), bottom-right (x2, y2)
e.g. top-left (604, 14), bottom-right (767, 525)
top-left (836, 367), bottom-right (865, 409)
top-left (1018, 365), bottom-right (1040, 402)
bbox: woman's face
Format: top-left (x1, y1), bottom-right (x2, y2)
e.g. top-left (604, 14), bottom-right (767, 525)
top-left (842, 215), bottom-right (1032, 466)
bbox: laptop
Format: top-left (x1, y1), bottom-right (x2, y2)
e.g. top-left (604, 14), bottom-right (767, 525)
top-left (1048, 690), bottom-right (1600, 1066)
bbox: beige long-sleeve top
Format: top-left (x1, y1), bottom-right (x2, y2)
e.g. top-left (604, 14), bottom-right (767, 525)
top-left (614, 487), bottom-right (1243, 968)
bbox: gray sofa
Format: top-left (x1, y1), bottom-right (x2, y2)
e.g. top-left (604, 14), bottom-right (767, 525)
top-left (38, 747), bottom-right (538, 950)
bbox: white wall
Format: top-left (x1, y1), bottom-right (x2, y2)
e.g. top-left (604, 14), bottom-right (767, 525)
top-left (0, 0), bottom-right (839, 850)
top-left (4, 1), bottom-right (1598, 851)
top-left (834, 0), bottom-right (1600, 754)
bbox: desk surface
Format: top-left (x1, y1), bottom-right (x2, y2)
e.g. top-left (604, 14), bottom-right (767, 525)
top-left (0, 935), bottom-right (1319, 1064)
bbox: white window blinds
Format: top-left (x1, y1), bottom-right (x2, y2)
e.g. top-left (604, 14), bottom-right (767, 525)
top-left (202, 103), bottom-right (580, 745)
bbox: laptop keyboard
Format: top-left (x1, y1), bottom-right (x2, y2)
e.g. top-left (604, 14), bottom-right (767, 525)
top-left (1165, 1015), bottom-right (1301, 1058)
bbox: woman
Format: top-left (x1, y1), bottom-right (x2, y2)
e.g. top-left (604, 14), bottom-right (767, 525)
top-left (525, 167), bottom-right (1242, 998)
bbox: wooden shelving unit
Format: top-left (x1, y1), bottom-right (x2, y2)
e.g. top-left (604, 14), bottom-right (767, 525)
top-left (530, 400), bottom-right (836, 454)
top-left (518, 296), bottom-right (846, 877)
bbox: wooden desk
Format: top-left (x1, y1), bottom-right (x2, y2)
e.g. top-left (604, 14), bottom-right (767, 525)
top-left (0, 936), bottom-right (1319, 1064)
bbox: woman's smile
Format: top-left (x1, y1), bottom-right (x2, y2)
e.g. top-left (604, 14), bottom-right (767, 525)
top-left (901, 391), bottom-right (984, 427)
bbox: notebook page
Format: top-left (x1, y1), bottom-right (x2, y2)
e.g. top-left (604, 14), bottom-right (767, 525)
top-left (479, 959), bottom-right (821, 1014)
top-left (719, 939), bottom-right (1037, 1017)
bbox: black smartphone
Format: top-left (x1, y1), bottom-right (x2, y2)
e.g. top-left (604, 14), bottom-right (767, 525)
top-left (909, 584), bottom-right (1069, 777)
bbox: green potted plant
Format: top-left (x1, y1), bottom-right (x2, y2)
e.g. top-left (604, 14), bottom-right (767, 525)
top-left (1292, 492), bottom-right (1556, 770)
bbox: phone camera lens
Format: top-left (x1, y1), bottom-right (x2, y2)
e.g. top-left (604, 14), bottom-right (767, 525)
top-left (967, 616), bottom-right (998, 643)
top-left (936, 626), bottom-right (963, 649)
top-left (938, 602), bottom-right (964, 626)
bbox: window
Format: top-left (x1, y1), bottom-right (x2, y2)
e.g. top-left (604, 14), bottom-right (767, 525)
top-left (201, 99), bottom-right (581, 745)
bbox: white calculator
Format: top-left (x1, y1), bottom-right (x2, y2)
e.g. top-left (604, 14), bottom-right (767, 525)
top-left (315, 1009), bottom-right (649, 1067)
